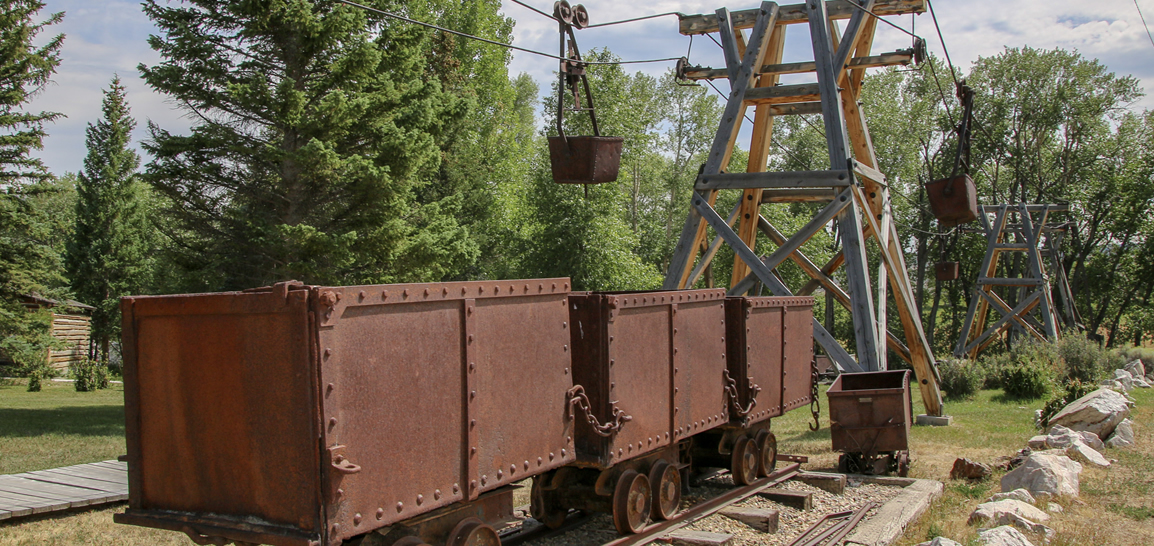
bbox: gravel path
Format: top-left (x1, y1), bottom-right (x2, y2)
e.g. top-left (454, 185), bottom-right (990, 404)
top-left (520, 474), bottom-right (903, 546)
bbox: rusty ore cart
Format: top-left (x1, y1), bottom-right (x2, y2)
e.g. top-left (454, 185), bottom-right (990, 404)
top-left (827, 370), bottom-right (912, 476)
top-left (530, 291), bottom-right (815, 535)
top-left (116, 279), bottom-right (576, 546)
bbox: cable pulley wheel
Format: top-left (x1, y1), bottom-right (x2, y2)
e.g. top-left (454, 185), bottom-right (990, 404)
top-left (648, 460), bottom-right (681, 521)
top-left (553, 0), bottom-right (573, 24)
top-left (612, 469), bottom-right (652, 535)
top-left (572, 4), bottom-right (589, 28)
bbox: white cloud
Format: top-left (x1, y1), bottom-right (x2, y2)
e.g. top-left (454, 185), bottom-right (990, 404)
top-left (23, 0), bottom-right (1154, 175)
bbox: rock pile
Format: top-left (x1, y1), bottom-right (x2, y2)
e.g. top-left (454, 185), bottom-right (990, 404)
top-left (1047, 388), bottom-right (1132, 446)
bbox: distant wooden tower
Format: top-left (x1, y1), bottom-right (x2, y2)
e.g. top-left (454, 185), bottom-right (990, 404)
top-left (18, 295), bottom-right (95, 372)
top-left (954, 204), bottom-right (1079, 359)
top-left (666, 0), bottom-right (944, 416)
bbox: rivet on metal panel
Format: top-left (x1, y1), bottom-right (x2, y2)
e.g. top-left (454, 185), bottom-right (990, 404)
top-left (470, 390), bottom-right (476, 400)
top-left (333, 524), bottom-right (340, 534)
top-left (617, 449), bottom-right (623, 456)
top-left (675, 366), bottom-right (679, 372)
top-left (524, 461), bottom-right (530, 470)
top-left (666, 433), bottom-right (671, 440)
top-left (497, 470), bottom-right (503, 479)
top-left (561, 448), bottom-right (567, 457)
top-left (376, 508), bottom-right (383, 520)
top-left (470, 419), bottom-right (476, 428)
top-left (337, 488), bottom-right (343, 498)
top-left (674, 349), bottom-right (678, 355)
top-left (674, 407), bottom-right (679, 413)
top-left (674, 387), bottom-right (679, 394)
top-left (609, 336), bottom-right (614, 342)
top-left (524, 284), bottom-right (529, 292)
top-left (435, 490), bottom-right (442, 500)
top-left (549, 452), bottom-right (555, 460)
top-left (567, 436), bottom-right (572, 444)
top-left (462, 287), bottom-right (467, 295)
top-left (493, 286), bottom-right (499, 294)
top-left (628, 445), bottom-right (632, 453)
top-left (328, 417), bottom-right (337, 429)
top-left (563, 345), bottom-right (568, 352)
top-left (454, 483), bottom-right (460, 493)
top-left (539, 284), bottom-right (544, 291)
top-left (481, 476), bottom-right (487, 486)
top-left (564, 367), bottom-right (569, 375)
top-left (382, 290), bottom-right (389, 300)
top-left (562, 321), bottom-right (567, 329)
top-left (609, 359), bottom-right (614, 366)
top-left (467, 306), bottom-right (473, 316)
top-left (396, 502), bottom-right (403, 512)
top-left (326, 383), bottom-right (334, 396)
top-left (354, 513), bottom-right (362, 525)
top-left (662, 296), bottom-right (666, 303)
top-left (648, 437), bottom-right (652, 445)
top-left (424, 288), bottom-right (429, 297)
top-left (511, 464), bottom-right (517, 474)
top-left (469, 362), bottom-right (476, 372)
top-left (324, 348), bottom-right (332, 358)
top-left (358, 291), bottom-right (366, 301)
top-left (443, 287), bottom-right (448, 295)
top-left (721, 353), bottom-right (725, 359)
top-left (610, 382), bottom-right (615, 389)
top-left (468, 334), bottom-right (474, 343)
top-left (403, 289), bottom-right (409, 298)
top-left (673, 328), bottom-right (678, 334)
top-left (538, 457), bottom-right (543, 466)
top-left (564, 283), bottom-right (570, 290)
top-left (552, 283), bottom-right (557, 289)
top-left (479, 286), bottom-right (484, 294)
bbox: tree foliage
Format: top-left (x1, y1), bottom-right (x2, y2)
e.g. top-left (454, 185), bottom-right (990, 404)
top-left (66, 77), bottom-right (152, 364)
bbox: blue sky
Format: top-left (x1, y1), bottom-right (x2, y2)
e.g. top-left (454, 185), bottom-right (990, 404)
top-left (26, 0), bottom-right (1154, 176)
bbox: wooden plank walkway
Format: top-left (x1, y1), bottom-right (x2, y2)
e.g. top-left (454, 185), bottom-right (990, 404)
top-left (0, 460), bottom-right (127, 521)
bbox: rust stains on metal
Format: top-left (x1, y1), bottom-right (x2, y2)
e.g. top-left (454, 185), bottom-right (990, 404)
top-left (724, 297), bottom-right (815, 425)
top-left (925, 174), bottom-right (978, 227)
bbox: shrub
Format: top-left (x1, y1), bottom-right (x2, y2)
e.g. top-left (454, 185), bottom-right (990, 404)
top-left (1119, 346), bottom-right (1154, 375)
top-left (1057, 335), bottom-right (1116, 383)
top-left (25, 364), bottom-right (55, 392)
top-left (938, 358), bottom-right (982, 400)
top-left (71, 358), bottom-right (109, 392)
top-left (977, 352), bottom-right (1012, 389)
top-left (1001, 360), bottom-right (1052, 400)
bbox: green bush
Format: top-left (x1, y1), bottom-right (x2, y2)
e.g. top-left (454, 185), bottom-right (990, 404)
top-left (976, 352), bottom-right (1011, 389)
top-left (1119, 346), bottom-right (1154, 375)
top-left (1057, 335), bottom-right (1117, 383)
top-left (25, 364), bottom-right (55, 392)
top-left (71, 358), bottom-right (109, 392)
top-left (938, 358), bottom-right (982, 400)
top-left (1001, 360), bottom-right (1052, 399)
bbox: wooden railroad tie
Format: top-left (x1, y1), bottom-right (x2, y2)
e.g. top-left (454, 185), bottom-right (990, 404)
top-left (758, 488), bottom-right (813, 510)
top-left (719, 506), bottom-right (780, 533)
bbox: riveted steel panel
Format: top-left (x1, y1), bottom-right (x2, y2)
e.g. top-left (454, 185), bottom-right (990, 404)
top-left (119, 283), bottom-right (322, 546)
top-left (781, 299), bottom-right (815, 413)
top-left (569, 290), bottom-right (726, 468)
top-left (314, 279), bottom-right (573, 543)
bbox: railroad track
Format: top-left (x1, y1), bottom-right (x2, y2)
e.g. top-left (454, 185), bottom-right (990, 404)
top-left (503, 463), bottom-right (801, 546)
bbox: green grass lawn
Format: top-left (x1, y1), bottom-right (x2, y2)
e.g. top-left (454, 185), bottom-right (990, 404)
top-left (0, 379), bottom-right (127, 475)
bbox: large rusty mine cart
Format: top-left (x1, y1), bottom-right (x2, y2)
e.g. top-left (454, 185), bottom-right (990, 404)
top-left (115, 279), bottom-right (576, 546)
top-left (827, 370), bottom-right (912, 476)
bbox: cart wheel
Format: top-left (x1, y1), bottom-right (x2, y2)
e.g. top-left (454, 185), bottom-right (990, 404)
top-left (530, 475), bottom-right (567, 529)
top-left (897, 452), bottom-right (910, 477)
top-left (754, 430), bottom-right (777, 477)
top-left (446, 517), bottom-right (499, 546)
top-left (730, 436), bottom-right (759, 486)
top-left (648, 461), bottom-right (681, 520)
top-left (392, 538), bottom-right (432, 546)
top-left (612, 470), bottom-right (652, 535)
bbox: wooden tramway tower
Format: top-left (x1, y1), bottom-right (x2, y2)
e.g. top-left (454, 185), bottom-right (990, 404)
top-left (954, 204), bottom-right (1080, 360)
top-left (665, 0), bottom-right (945, 416)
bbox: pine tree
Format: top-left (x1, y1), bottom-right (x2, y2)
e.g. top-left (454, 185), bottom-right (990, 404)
top-left (66, 77), bottom-right (151, 365)
top-left (140, 0), bottom-right (477, 290)
top-left (0, 0), bottom-right (65, 388)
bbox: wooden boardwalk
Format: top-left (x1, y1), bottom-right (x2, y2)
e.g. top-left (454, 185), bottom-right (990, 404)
top-left (0, 460), bottom-right (127, 521)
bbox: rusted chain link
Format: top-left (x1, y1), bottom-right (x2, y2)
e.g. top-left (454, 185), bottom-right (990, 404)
top-left (567, 385), bottom-right (631, 437)
top-left (809, 358), bottom-right (821, 431)
top-left (723, 369), bottom-right (760, 418)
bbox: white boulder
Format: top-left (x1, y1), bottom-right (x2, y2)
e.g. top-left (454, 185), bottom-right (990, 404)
top-left (1124, 359), bottom-right (1145, 379)
top-left (1100, 379), bottom-right (1128, 392)
top-left (1105, 418), bottom-right (1135, 448)
top-left (1078, 431), bottom-right (1104, 451)
top-left (1113, 369), bottom-right (1135, 390)
top-left (1046, 502), bottom-right (1063, 513)
top-left (969, 499), bottom-right (1051, 525)
top-left (989, 489), bottom-right (1036, 504)
top-left (1066, 441), bottom-right (1110, 467)
top-left (978, 525), bottom-right (1036, 546)
top-left (1133, 377), bottom-right (1151, 389)
top-left (916, 538), bottom-right (963, 546)
top-left (1000, 450), bottom-right (1081, 499)
top-left (1048, 388), bottom-right (1131, 439)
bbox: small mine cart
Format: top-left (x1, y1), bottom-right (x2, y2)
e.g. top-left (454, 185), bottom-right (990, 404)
top-left (827, 370), bottom-right (911, 476)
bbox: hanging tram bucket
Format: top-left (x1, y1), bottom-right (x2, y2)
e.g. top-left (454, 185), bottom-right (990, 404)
top-left (925, 174), bottom-right (978, 227)
top-left (547, 135), bottom-right (624, 184)
top-left (934, 261), bottom-right (960, 281)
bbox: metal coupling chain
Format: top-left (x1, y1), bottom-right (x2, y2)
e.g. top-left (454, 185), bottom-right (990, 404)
top-left (567, 385), bottom-right (631, 437)
top-left (809, 358), bottom-right (821, 431)
top-left (723, 369), bottom-right (760, 417)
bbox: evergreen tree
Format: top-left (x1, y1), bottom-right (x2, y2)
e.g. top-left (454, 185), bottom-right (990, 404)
top-left (66, 77), bottom-right (152, 365)
top-left (140, 0), bottom-right (475, 290)
top-left (0, 0), bottom-right (65, 387)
